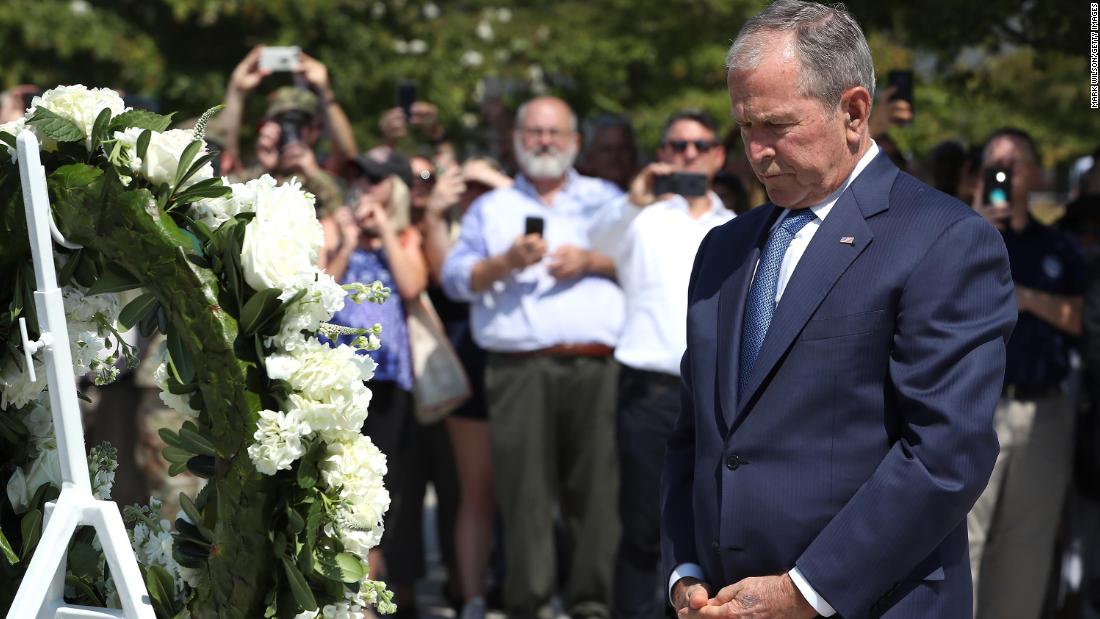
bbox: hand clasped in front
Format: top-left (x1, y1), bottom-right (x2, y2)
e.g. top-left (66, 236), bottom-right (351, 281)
top-left (676, 574), bottom-right (818, 618)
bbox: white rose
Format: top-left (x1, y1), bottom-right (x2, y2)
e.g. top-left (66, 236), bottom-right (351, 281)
top-left (30, 85), bottom-right (127, 151)
top-left (240, 177), bottom-right (323, 292)
top-left (153, 362), bottom-right (198, 417)
top-left (322, 435), bottom-right (389, 541)
top-left (0, 118), bottom-right (26, 162)
top-left (265, 339), bottom-right (373, 401)
top-left (5, 446), bottom-right (62, 513)
top-left (188, 179), bottom-right (242, 230)
top-left (247, 409), bottom-right (311, 475)
top-left (0, 357), bottom-right (47, 411)
top-left (114, 128), bottom-right (213, 188)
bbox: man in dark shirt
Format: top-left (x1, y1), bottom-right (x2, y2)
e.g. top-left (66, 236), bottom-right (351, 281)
top-left (967, 127), bottom-right (1086, 619)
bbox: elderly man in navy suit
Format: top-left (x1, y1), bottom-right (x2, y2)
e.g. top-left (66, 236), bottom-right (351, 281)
top-left (660, 1), bottom-right (1016, 618)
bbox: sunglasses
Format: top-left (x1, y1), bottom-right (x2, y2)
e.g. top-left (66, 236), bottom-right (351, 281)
top-left (663, 139), bottom-right (719, 154)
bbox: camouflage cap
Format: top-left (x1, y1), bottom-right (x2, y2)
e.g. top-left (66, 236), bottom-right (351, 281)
top-left (265, 86), bottom-right (318, 119)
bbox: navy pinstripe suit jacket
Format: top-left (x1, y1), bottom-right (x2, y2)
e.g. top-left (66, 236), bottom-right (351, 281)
top-left (660, 152), bottom-right (1016, 618)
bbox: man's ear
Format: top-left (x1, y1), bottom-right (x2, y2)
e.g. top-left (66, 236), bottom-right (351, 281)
top-left (839, 86), bottom-right (872, 139)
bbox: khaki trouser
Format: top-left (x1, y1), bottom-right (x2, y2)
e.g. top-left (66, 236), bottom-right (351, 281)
top-left (968, 390), bottom-right (1075, 618)
top-left (485, 353), bottom-right (620, 619)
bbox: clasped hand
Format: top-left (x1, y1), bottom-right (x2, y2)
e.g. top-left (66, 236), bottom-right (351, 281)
top-left (675, 575), bottom-right (817, 619)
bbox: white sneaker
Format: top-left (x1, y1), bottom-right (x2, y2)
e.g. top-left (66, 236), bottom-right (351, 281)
top-left (459, 597), bottom-right (487, 619)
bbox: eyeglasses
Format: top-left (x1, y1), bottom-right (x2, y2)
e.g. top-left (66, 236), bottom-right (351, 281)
top-left (663, 139), bottom-right (719, 154)
top-left (519, 127), bottom-right (575, 140)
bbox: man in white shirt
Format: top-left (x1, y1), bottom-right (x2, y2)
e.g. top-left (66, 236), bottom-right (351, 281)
top-left (589, 110), bottom-right (732, 619)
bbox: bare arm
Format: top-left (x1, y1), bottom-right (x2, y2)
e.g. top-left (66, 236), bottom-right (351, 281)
top-left (221, 46), bottom-right (267, 163)
top-left (383, 227), bottom-right (428, 302)
top-left (1016, 285), bottom-right (1083, 336)
top-left (298, 53), bottom-right (357, 173)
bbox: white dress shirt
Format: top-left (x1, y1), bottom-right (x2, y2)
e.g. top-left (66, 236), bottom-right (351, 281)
top-left (589, 191), bottom-right (733, 376)
top-left (669, 142), bottom-right (880, 617)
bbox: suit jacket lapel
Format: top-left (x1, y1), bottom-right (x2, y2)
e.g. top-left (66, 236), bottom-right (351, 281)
top-left (733, 153), bottom-right (898, 427)
top-left (717, 206), bottom-right (779, 431)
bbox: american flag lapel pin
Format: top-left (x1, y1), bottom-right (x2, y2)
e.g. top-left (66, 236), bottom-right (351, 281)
top-left (839, 236), bottom-right (855, 245)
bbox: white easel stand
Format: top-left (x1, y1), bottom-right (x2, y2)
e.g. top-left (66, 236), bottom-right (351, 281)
top-left (6, 131), bottom-right (155, 619)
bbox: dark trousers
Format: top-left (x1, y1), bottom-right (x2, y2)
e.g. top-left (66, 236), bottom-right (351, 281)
top-left (362, 381), bottom-right (413, 561)
top-left (613, 365), bottom-right (681, 619)
top-left (486, 353), bottom-right (620, 619)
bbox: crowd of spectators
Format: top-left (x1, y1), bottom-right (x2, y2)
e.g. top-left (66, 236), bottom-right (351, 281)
top-left (4, 42), bottom-right (1099, 619)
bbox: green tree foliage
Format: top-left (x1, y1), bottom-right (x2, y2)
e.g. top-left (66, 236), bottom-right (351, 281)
top-left (0, 0), bottom-right (1091, 180)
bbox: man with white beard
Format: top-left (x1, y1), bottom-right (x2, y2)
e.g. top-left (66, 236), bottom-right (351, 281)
top-left (443, 96), bottom-right (625, 619)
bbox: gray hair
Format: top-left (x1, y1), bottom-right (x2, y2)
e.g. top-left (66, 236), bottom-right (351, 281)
top-left (515, 98), bottom-right (579, 132)
top-left (725, 0), bottom-right (875, 110)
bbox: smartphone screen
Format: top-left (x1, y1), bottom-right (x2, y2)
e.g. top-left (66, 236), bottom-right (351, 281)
top-left (259, 46), bottom-right (302, 72)
top-left (887, 69), bottom-right (914, 112)
top-left (654, 173), bottom-right (708, 198)
top-left (524, 215), bottom-right (545, 237)
top-left (397, 81), bottom-right (418, 117)
top-left (983, 167), bottom-right (1013, 205)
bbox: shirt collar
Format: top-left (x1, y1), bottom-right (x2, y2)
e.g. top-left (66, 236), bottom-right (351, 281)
top-left (514, 168), bottom-right (580, 202)
top-left (667, 190), bottom-right (728, 220)
top-left (806, 140), bottom-right (880, 221)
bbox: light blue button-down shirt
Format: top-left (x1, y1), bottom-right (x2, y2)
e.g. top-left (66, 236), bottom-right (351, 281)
top-left (442, 169), bottom-right (626, 352)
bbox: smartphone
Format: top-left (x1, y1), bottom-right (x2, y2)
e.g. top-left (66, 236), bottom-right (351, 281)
top-left (653, 172), bottom-right (708, 198)
top-left (887, 69), bottom-right (914, 117)
top-left (524, 215), bottom-right (545, 237)
top-left (277, 111), bottom-right (308, 149)
top-left (260, 46), bottom-right (302, 72)
top-left (397, 80), bottom-right (418, 118)
top-left (983, 167), bottom-right (1013, 205)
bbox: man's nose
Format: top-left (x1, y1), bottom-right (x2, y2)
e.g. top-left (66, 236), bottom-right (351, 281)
top-left (747, 135), bottom-right (775, 163)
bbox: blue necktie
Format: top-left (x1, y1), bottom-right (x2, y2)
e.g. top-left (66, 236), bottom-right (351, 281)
top-left (738, 209), bottom-right (817, 400)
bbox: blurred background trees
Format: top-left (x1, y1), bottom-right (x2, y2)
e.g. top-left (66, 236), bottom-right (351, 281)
top-left (0, 0), bottom-right (1093, 183)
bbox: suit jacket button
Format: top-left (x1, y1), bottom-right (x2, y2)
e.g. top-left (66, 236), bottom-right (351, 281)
top-left (712, 540), bottom-right (721, 553)
top-left (726, 455), bottom-right (741, 470)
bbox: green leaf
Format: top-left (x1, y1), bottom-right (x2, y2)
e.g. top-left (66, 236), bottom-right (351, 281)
top-left (296, 441), bottom-right (323, 489)
top-left (67, 537), bottom-right (100, 578)
top-left (83, 266), bottom-right (143, 295)
top-left (179, 426), bottom-right (218, 457)
top-left (178, 493), bottom-right (204, 532)
top-left (305, 496), bottom-right (322, 553)
top-left (52, 163), bottom-right (103, 188)
top-left (333, 552), bottom-right (366, 583)
top-left (239, 288), bottom-right (284, 337)
top-left (26, 106), bottom-right (84, 143)
top-left (282, 556), bottom-right (318, 611)
top-left (174, 152), bottom-right (217, 191)
top-left (20, 509), bottom-right (42, 560)
top-left (66, 574), bottom-right (106, 607)
top-left (167, 327), bottom-right (195, 384)
top-left (90, 107), bottom-right (112, 151)
top-left (136, 129), bottom-right (152, 161)
top-left (0, 527), bottom-right (20, 565)
top-left (0, 130), bottom-right (17, 151)
top-left (286, 505), bottom-right (305, 535)
top-left (186, 455), bottom-right (216, 479)
top-left (172, 139), bottom-right (202, 189)
top-left (158, 428), bottom-right (187, 451)
top-left (162, 445), bottom-right (193, 465)
top-left (109, 109), bottom-right (173, 133)
top-left (56, 249), bottom-right (82, 287)
top-left (118, 293), bottom-right (158, 329)
top-left (143, 564), bottom-right (177, 618)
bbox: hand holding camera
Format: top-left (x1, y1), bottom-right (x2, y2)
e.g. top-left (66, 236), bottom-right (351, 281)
top-left (973, 167), bottom-right (1014, 229)
top-left (505, 233), bottom-right (547, 271)
top-left (548, 244), bottom-right (592, 281)
top-left (230, 46), bottom-right (271, 95)
top-left (427, 166), bottom-right (466, 216)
